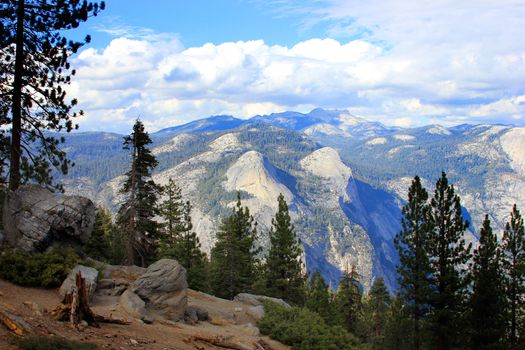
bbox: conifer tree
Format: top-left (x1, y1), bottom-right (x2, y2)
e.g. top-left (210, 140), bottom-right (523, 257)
top-left (427, 172), bottom-right (471, 350)
top-left (501, 204), bottom-right (525, 348)
top-left (395, 175), bottom-right (433, 350)
top-left (264, 193), bottom-right (305, 304)
top-left (332, 268), bottom-right (362, 333)
top-left (383, 295), bottom-right (414, 350)
top-left (305, 270), bottom-right (332, 322)
top-left (84, 206), bottom-right (111, 261)
top-left (469, 215), bottom-right (506, 350)
top-left (209, 193), bottom-right (259, 299)
top-left (117, 120), bottom-right (160, 267)
top-left (366, 277), bottom-right (391, 350)
top-left (1, 0), bottom-right (104, 191)
top-left (158, 178), bottom-right (208, 292)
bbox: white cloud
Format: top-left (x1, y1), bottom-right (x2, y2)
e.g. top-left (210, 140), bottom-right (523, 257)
top-left (69, 0), bottom-right (525, 133)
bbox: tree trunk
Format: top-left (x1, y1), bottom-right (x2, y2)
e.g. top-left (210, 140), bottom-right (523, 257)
top-left (9, 0), bottom-right (25, 191)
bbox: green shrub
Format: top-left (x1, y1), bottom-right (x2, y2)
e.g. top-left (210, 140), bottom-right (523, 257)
top-left (258, 302), bottom-right (370, 350)
top-left (0, 248), bottom-right (89, 288)
top-left (12, 336), bottom-right (97, 350)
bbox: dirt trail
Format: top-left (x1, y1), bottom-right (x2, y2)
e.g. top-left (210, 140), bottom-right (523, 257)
top-left (0, 279), bottom-right (289, 350)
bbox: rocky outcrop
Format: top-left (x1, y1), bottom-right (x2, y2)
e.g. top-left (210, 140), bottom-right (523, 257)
top-left (3, 185), bottom-right (96, 252)
top-left (59, 265), bottom-right (99, 301)
top-left (233, 293), bottom-right (291, 309)
top-left (120, 259), bottom-right (188, 322)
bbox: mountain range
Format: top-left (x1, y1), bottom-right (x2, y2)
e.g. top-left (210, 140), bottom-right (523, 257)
top-left (59, 109), bottom-right (525, 292)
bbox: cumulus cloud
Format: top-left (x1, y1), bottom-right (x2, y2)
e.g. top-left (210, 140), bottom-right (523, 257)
top-left (69, 2), bottom-right (525, 132)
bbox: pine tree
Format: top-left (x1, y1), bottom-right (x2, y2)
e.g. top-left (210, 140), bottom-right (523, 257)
top-left (1, 0), bottom-right (104, 191)
top-left (427, 172), bottom-right (472, 350)
top-left (158, 179), bottom-right (208, 292)
top-left (332, 268), bottom-right (362, 333)
top-left (395, 175), bottom-right (433, 350)
top-left (501, 204), bottom-right (525, 348)
top-left (383, 295), bottom-right (414, 350)
top-left (264, 193), bottom-right (305, 304)
top-left (469, 215), bottom-right (506, 350)
top-left (84, 206), bottom-right (111, 261)
top-left (305, 270), bottom-right (332, 322)
top-left (209, 193), bottom-right (259, 299)
top-left (117, 120), bottom-right (161, 267)
top-left (366, 277), bottom-right (391, 350)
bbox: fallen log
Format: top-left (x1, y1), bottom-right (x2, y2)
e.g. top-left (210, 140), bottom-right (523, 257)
top-left (0, 309), bottom-right (24, 336)
top-left (254, 339), bottom-right (275, 350)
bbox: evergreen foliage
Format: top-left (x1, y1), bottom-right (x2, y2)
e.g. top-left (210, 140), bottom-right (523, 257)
top-left (158, 178), bottom-right (208, 292)
top-left (469, 215), bottom-right (507, 350)
top-left (364, 278), bottom-right (391, 349)
top-left (501, 204), bottom-right (525, 348)
top-left (305, 270), bottom-right (333, 323)
top-left (395, 176), bottom-right (433, 350)
top-left (0, 0), bottom-right (104, 191)
top-left (209, 193), bottom-right (259, 299)
top-left (117, 120), bottom-right (161, 267)
top-left (332, 268), bottom-right (362, 333)
top-left (84, 206), bottom-right (111, 261)
top-left (383, 295), bottom-right (414, 350)
top-left (263, 193), bottom-right (305, 304)
top-left (426, 172), bottom-right (472, 350)
top-left (258, 301), bottom-right (367, 350)
top-left (0, 248), bottom-right (89, 287)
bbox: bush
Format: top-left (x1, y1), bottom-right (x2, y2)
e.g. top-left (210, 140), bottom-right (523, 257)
top-left (258, 302), bottom-right (370, 350)
top-left (12, 336), bottom-right (97, 350)
top-left (0, 248), bottom-right (88, 288)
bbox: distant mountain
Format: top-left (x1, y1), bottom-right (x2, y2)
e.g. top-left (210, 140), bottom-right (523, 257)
top-left (59, 109), bottom-right (525, 292)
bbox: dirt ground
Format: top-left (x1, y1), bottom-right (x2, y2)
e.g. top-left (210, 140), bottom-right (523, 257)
top-left (0, 279), bottom-right (289, 350)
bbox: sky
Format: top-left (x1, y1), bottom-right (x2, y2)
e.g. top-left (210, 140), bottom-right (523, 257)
top-left (66, 0), bottom-right (525, 133)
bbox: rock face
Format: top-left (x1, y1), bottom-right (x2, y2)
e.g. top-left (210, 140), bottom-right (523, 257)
top-left (3, 185), bottom-right (96, 252)
top-left (120, 259), bottom-right (188, 321)
top-left (59, 265), bottom-right (99, 301)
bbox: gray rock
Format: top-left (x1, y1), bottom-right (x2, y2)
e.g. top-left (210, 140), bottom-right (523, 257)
top-left (246, 305), bottom-right (265, 320)
top-left (59, 265), bottom-right (99, 301)
top-left (185, 305), bottom-right (209, 323)
top-left (3, 185), bottom-right (95, 252)
top-left (120, 289), bottom-right (147, 319)
top-left (234, 293), bottom-right (291, 309)
top-left (97, 279), bottom-right (116, 290)
top-left (121, 259), bottom-right (188, 321)
top-left (102, 265), bottom-right (146, 281)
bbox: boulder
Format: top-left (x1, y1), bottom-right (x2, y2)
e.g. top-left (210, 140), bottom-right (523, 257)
top-left (234, 293), bottom-right (291, 309)
top-left (246, 305), bottom-right (265, 320)
top-left (3, 185), bottom-right (95, 252)
top-left (120, 259), bottom-right (188, 321)
top-left (120, 289), bottom-right (147, 319)
top-left (59, 265), bottom-right (99, 301)
top-left (185, 305), bottom-right (209, 323)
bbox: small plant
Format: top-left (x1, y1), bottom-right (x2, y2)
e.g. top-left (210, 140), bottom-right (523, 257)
top-left (12, 336), bottom-right (97, 350)
top-left (0, 248), bottom-right (90, 288)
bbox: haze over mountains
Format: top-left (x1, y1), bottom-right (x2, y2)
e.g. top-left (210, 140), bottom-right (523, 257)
top-left (60, 109), bottom-right (525, 291)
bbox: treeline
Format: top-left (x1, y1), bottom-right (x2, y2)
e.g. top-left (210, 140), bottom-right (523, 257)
top-left (85, 121), bottom-right (525, 350)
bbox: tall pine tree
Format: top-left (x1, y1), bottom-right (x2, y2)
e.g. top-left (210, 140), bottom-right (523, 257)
top-left (469, 215), bottom-right (506, 350)
top-left (365, 277), bottom-right (391, 350)
top-left (158, 178), bottom-right (208, 292)
top-left (427, 172), bottom-right (471, 350)
top-left (395, 175), bottom-right (433, 350)
top-left (209, 193), bottom-right (259, 299)
top-left (502, 204), bottom-right (525, 348)
top-left (117, 120), bottom-right (160, 267)
top-left (305, 270), bottom-right (333, 323)
top-left (332, 267), bottom-right (362, 333)
top-left (84, 206), bottom-right (111, 261)
top-left (264, 193), bottom-right (305, 305)
top-left (1, 0), bottom-right (104, 190)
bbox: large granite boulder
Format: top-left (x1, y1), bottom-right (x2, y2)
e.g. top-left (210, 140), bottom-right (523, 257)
top-left (3, 185), bottom-right (96, 252)
top-left (59, 265), bottom-right (99, 301)
top-left (120, 259), bottom-right (188, 322)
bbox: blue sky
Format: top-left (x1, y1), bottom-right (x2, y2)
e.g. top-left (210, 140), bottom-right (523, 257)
top-left (66, 0), bottom-right (525, 133)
